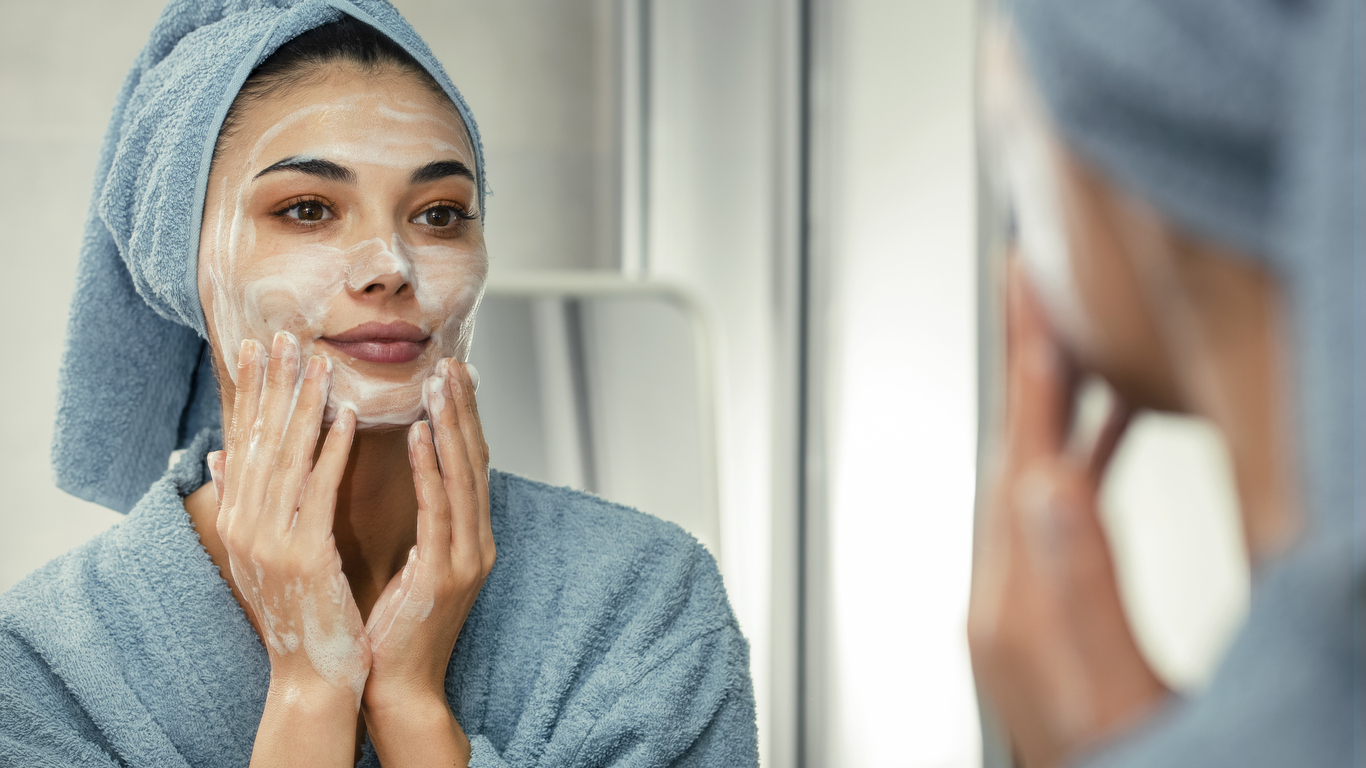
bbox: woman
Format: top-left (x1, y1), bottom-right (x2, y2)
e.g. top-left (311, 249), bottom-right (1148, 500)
top-left (970, 0), bottom-right (1359, 766)
top-left (0, 2), bottom-right (757, 766)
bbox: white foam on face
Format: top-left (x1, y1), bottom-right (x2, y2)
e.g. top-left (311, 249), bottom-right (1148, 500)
top-left (202, 89), bottom-right (486, 430)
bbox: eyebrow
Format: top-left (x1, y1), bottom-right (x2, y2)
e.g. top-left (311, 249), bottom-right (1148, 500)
top-left (410, 160), bottom-right (476, 185)
top-left (254, 157), bottom-right (355, 183)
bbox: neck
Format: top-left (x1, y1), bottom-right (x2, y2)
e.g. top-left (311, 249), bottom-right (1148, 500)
top-left (328, 427), bottom-right (420, 617)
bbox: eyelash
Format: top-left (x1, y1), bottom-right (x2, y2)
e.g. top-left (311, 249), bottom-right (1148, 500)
top-left (271, 196), bottom-right (334, 225)
top-left (269, 197), bottom-right (479, 232)
top-left (415, 196), bottom-right (480, 221)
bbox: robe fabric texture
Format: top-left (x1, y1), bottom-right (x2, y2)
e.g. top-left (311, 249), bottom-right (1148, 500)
top-left (1, 430), bottom-right (758, 766)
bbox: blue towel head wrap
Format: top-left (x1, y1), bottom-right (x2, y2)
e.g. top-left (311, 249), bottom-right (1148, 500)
top-left (1000, 0), bottom-right (1360, 536)
top-left (53, 0), bottom-right (485, 513)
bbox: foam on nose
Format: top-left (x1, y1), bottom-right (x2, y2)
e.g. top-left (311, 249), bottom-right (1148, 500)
top-left (345, 237), bottom-right (414, 292)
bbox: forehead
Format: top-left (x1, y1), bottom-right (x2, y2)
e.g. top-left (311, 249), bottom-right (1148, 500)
top-left (226, 69), bottom-right (475, 171)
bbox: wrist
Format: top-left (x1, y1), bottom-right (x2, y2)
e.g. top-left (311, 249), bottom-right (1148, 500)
top-left (362, 678), bottom-right (446, 719)
top-left (255, 677), bottom-right (361, 765)
top-left (364, 693), bottom-right (470, 768)
top-left (267, 675), bottom-right (361, 719)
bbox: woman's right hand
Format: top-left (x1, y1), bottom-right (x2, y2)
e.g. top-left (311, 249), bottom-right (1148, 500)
top-left (207, 332), bottom-right (370, 765)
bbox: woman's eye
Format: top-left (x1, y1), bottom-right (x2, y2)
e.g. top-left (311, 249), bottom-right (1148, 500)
top-left (416, 206), bottom-right (461, 228)
top-left (283, 201), bottom-right (332, 222)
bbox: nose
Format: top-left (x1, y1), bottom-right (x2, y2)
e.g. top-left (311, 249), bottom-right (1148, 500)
top-left (344, 238), bottom-right (413, 298)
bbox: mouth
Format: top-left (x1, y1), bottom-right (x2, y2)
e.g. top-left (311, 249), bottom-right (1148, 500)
top-left (320, 320), bottom-right (430, 365)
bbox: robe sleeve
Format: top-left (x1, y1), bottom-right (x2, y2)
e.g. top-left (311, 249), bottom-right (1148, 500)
top-left (0, 631), bottom-right (123, 767)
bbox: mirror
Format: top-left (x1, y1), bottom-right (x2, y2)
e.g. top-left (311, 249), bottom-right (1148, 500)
top-left (469, 272), bottom-right (721, 556)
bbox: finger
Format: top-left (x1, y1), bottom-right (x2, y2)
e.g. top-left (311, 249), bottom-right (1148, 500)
top-left (459, 361), bottom-right (491, 472)
top-left (1086, 399), bottom-right (1132, 487)
top-left (1029, 465), bottom-right (1149, 675)
top-left (1005, 260), bottom-right (1074, 461)
top-left (264, 355), bottom-right (331, 533)
top-left (428, 365), bottom-right (479, 555)
top-left (295, 406), bottom-right (356, 541)
top-left (454, 360), bottom-right (494, 557)
top-left (222, 338), bottom-right (266, 510)
top-left (446, 361), bottom-right (485, 554)
top-left (207, 451), bottom-right (226, 510)
top-left (409, 419), bottom-right (452, 561)
top-left (236, 331), bottom-right (302, 514)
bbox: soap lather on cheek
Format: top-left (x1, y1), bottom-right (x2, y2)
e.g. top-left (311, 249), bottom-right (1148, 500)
top-left (210, 226), bottom-right (486, 429)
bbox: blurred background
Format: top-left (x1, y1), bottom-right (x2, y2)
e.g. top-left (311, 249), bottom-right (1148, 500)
top-left (0, 1), bottom-right (1250, 766)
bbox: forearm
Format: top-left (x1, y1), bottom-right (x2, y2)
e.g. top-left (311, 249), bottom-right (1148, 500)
top-left (250, 680), bottom-right (360, 768)
top-left (365, 694), bottom-right (471, 768)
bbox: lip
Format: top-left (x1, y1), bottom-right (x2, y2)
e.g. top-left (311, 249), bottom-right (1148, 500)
top-left (321, 321), bottom-right (429, 364)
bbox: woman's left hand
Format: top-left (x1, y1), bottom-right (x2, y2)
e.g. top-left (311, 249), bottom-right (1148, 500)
top-left (361, 358), bottom-right (496, 766)
top-left (967, 264), bottom-right (1169, 768)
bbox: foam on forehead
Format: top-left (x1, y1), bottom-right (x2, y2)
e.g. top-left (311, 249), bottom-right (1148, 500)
top-left (240, 92), bottom-right (473, 176)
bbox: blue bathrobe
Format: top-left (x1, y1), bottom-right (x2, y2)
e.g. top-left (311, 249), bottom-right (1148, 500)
top-left (0, 429), bottom-right (757, 766)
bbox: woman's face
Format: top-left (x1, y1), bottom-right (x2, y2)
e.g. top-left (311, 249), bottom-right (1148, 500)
top-left (198, 64), bottom-right (486, 429)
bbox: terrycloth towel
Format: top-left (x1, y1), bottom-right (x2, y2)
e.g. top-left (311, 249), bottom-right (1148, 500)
top-left (0, 430), bottom-right (758, 766)
top-left (53, 0), bottom-right (486, 514)
top-left (998, 0), bottom-right (1363, 766)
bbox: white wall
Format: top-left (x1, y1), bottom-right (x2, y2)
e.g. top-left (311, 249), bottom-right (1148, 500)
top-left (649, 2), bottom-right (796, 762)
top-left (813, 1), bottom-right (982, 766)
top-left (0, 0), bottom-right (166, 591)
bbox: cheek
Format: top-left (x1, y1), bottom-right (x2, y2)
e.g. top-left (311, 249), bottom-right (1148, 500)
top-left (408, 242), bottom-right (488, 330)
top-left (208, 243), bottom-right (353, 373)
top-left (246, 247), bottom-right (352, 316)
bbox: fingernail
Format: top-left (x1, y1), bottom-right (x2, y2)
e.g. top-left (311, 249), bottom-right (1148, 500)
top-left (238, 339), bottom-right (253, 368)
top-left (425, 375), bottom-right (445, 414)
top-left (465, 362), bottom-right (480, 393)
top-left (304, 356), bottom-right (325, 379)
top-left (407, 421), bottom-right (423, 451)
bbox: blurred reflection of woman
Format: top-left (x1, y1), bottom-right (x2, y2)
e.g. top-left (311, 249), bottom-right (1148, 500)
top-left (970, 0), bottom-right (1359, 766)
top-left (0, 3), bottom-right (757, 766)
